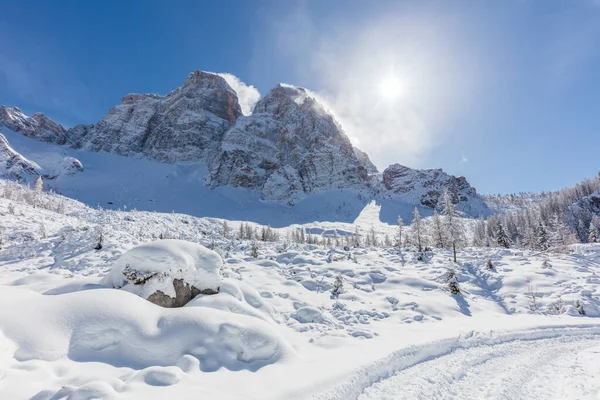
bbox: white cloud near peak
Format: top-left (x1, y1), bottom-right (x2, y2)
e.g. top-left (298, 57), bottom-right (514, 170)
top-left (217, 73), bottom-right (261, 116)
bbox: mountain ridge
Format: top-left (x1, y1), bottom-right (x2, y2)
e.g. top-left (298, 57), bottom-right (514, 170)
top-left (0, 70), bottom-right (489, 217)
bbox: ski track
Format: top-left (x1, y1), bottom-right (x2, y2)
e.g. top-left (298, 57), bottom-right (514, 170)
top-left (358, 334), bottom-right (600, 400)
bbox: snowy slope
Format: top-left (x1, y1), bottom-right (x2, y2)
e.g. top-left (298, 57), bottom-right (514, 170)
top-left (0, 179), bottom-right (599, 399)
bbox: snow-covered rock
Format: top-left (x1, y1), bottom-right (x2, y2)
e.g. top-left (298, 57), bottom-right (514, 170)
top-left (0, 132), bottom-right (41, 181)
top-left (380, 163), bottom-right (491, 216)
top-left (103, 239), bottom-right (223, 307)
top-left (0, 106), bottom-right (67, 144)
top-left (210, 84), bottom-right (370, 204)
top-left (68, 70), bottom-right (242, 163)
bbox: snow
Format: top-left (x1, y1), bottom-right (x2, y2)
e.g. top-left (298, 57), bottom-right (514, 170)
top-left (0, 178), bottom-right (599, 399)
top-left (103, 239), bottom-right (223, 299)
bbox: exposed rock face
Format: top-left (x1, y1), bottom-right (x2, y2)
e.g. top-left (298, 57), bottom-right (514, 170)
top-left (382, 163), bottom-right (489, 214)
top-left (0, 106), bottom-right (67, 144)
top-left (353, 146), bottom-right (378, 174)
top-left (147, 278), bottom-right (218, 308)
top-left (68, 70), bottom-right (243, 163)
top-left (210, 84), bottom-right (370, 204)
top-left (0, 132), bottom-right (41, 180)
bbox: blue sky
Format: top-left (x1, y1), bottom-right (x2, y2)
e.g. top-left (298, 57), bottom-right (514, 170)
top-left (1, 0), bottom-right (599, 195)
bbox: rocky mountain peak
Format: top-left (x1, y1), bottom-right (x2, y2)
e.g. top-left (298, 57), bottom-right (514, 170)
top-left (0, 106), bottom-right (66, 144)
top-left (67, 70), bottom-right (243, 163)
top-left (210, 83), bottom-right (370, 204)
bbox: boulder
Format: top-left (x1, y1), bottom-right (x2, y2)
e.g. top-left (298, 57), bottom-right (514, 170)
top-left (103, 239), bottom-right (222, 307)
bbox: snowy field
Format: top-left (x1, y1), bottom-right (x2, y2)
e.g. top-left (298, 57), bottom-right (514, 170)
top-left (1, 180), bottom-right (600, 399)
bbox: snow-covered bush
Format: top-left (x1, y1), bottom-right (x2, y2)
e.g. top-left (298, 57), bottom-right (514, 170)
top-left (103, 239), bottom-right (223, 307)
top-left (445, 268), bottom-right (461, 295)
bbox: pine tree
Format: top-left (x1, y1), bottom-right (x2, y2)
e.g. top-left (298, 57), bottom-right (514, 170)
top-left (411, 207), bottom-right (423, 252)
top-left (442, 191), bottom-right (463, 263)
top-left (445, 268), bottom-right (461, 295)
top-left (494, 219), bottom-right (511, 248)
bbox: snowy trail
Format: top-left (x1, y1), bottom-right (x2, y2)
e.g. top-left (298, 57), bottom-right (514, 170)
top-left (358, 334), bottom-right (600, 400)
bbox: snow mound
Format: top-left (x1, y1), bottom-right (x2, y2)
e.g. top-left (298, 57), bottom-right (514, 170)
top-left (0, 287), bottom-right (293, 372)
top-left (102, 239), bottom-right (223, 307)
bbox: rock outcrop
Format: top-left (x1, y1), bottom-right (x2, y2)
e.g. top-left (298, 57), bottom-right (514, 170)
top-left (210, 84), bottom-right (370, 204)
top-left (0, 106), bottom-right (67, 144)
top-left (102, 239), bottom-right (222, 308)
top-left (68, 70), bottom-right (242, 163)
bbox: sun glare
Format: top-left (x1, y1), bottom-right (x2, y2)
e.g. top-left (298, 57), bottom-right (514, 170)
top-left (378, 74), bottom-right (403, 101)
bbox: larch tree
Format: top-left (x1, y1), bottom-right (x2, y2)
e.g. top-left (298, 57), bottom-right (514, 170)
top-left (442, 191), bottom-right (463, 263)
top-left (396, 216), bottom-right (404, 248)
top-left (432, 209), bottom-right (445, 248)
top-left (411, 207), bottom-right (423, 252)
top-left (33, 176), bottom-right (44, 207)
top-left (588, 217), bottom-right (599, 243)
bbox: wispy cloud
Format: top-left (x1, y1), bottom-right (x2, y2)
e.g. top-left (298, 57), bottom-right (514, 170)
top-left (460, 155), bottom-right (469, 164)
top-left (218, 73), bottom-right (261, 116)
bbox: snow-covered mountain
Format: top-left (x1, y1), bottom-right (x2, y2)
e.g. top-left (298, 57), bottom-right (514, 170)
top-left (68, 70), bottom-right (242, 164)
top-left (380, 163), bottom-right (490, 216)
top-left (0, 70), bottom-right (490, 218)
top-left (210, 84), bottom-right (370, 204)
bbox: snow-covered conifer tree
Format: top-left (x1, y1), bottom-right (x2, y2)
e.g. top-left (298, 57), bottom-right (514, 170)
top-left (411, 207), bottom-right (423, 252)
top-left (494, 219), bottom-right (511, 248)
top-left (442, 191), bottom-right (463, 263)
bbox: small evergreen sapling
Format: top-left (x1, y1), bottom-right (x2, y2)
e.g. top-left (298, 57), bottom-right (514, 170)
top-left (250, 240), bottom-right (259, 258)
top-left (445, 268), bottom-right (461, 295)
top-left (331, 275), bottom-right (344, 298)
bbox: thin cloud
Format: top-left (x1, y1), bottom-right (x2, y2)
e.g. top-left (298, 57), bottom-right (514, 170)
top-left (259, 3), bottom-right (486, 170)
top-left (217, 73), bottom-right (261, 116)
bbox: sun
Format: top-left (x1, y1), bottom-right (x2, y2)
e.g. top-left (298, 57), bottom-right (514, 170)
top-left (378, 74), bottom-right (403, 101)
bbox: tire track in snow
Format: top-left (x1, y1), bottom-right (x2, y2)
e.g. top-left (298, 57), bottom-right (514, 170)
top-left (311, 325), bottom-right (600, 400)
top-left (358, 335), bottom-right (600, 399)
